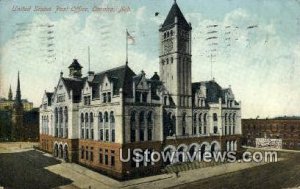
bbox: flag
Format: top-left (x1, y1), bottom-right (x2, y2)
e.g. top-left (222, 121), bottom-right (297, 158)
top-left (127, 31), bottom-right (135, 45)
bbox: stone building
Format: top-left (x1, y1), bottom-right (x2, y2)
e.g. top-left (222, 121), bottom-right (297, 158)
top-left (39, 1), bottom-right (242, 179)
top-left (0, 72), bottom-right (39, 141)
top-left (242, 118), bottom-right (300, 150)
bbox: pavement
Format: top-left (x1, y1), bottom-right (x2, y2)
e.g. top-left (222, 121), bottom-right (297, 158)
top-left (1, 142), bottom-right (299, 189)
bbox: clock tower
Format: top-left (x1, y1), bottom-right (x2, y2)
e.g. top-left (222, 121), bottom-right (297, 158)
top-left (159, 0), bottom-right (192, 107)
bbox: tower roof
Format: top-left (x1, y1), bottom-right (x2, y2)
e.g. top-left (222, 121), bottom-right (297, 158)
top-left (161, 1), bottom-right (191, 31)
top-left (14, 71), bottom-right (22, 106)
top-left (8, 85), bottom-right (13, 101)
top-left (68, 59), bottom-right (83, 69)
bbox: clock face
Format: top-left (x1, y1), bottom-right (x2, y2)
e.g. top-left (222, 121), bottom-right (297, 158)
top-left (164, 39), bottom-right (173, 53)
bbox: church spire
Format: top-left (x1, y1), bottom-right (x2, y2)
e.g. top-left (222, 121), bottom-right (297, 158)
top-left (15, 71), bottom-right (22, 105)
top-left (8, 85), bottom-right (13, 101)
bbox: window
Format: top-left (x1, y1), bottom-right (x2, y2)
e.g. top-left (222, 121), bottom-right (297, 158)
top-left (90, 112), bottom-right (94, 139)
top-left (85, 146), bottom-right (89, 160)
top-left (103, 93), bottom-right (107, 103)
top-left (148, 128), bottom-right (152, 141)
top-left (99, 149), bottom-right (103, 163)
top-left (105, 150), bottom-right (108, 165)
top-left (147, 112), bottom-right (153, 141)
top-left (135, 91), bottom-right (141, 102)
top-left (90, 147), bottom-right (94, 161)
top-left (182, 113), bottom-right (186, 135)
top-left (140, 129), bottom-right (144, 141)
top-left (107, 92), bottom-right (111, 102)
top-left (214, 126), bottom-right (218, 134)
top-left (193, 113), bottom-right (197, 135)
top-left (142, 92), bottom-right (147, 103)
top-left (99, 129), bottom-right (103, 140)
top-left (110, 112), bottom-right (115, 123)
top-left (139, 112), bottom-right (145, 141)
top-left (111, 150), bottom-right (115, 166)
top-left (130, 111), bottom-right (136, 142)
top-left (81, 146), bottom-right (84, 159)
top-left (213, 113), bottom-right (218, 121)
top-left (105, 129), bottom-right (109, 141)
top-left (99, 112), bottom-right (103, 123)
top-left (111, 130), bottom-right (115, 142)
top-left (104, 112), bottom-right (108, 122)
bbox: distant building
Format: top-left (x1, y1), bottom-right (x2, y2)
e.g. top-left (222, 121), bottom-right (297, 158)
top-left (39, 1), bottom-right (242, 179)
top-left (0, 85), bottom-right (33, 111)
top-left (0, 72), bottom-right (39, 141)
top-left (242, 118), bottom-right (300, 150)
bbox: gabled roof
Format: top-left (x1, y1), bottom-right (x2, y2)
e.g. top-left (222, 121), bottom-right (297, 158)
top-left (160, 2), bottom-right (191, 31)
top-left (90, 65), bottom-right (136, 97)
top-left (61, 77), bottom-right (85, 103)
top-left (192, 80), bottom-right (224, 103)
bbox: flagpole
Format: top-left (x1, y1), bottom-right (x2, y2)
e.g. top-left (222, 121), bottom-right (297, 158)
top-left (126, 29), bottom-right (128, 65)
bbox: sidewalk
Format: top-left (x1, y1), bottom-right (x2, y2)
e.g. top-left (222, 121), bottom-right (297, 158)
top-left (243, 146), bottom-right (300, 153)
top-left (45, 157), bottom-right (278, 189)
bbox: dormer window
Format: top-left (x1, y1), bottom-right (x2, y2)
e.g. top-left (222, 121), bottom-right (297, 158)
top-left (103, 93), bottom-right (107, 103)
top-left (84, 96), bottom-right (90, 105)
top-left (107, 92), bottom-right (111, 102)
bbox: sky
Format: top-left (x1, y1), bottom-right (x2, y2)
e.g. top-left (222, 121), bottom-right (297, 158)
top-left (0, 0), bottom-right (300, 118)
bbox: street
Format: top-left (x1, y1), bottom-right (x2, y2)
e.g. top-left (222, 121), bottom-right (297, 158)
top-left (1, 143), bottom-right (300, 189)
top-left (171, 152), bottom-right (300, 189)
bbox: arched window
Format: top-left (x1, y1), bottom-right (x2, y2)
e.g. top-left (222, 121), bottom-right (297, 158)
top-left (170, 30), bottom-right (173, 36)
top-left (85, 113), bottom-right (89, 123)
top-left (64, 107), bottom-right (68, 123)
top-left (139, 111), bottom-right (145, 141)
top-left (225, 113), bottom-right (228, 135)
top-left (232, 113), bottom-right (236, 134)
top-left (167, 31), bottom-right (169, 37)
top-left (182, 113), bottom-right (186, 135)
top-left (147, 111), bottom-right (153, 140)
top-left (90, 112), bottom-right (94, 123)
top-left (80, 113), bottom-right (84, 139)
top-left (110, 111), bottom-right (115, 123)
top-left (198, 113), bottom-right (202, 134)
top-left (99, 112), bottom-right (104, 141)
top-left (130, 111), bottom-right (136, 142)
top-left (90, 112), bottom-right (94, 139)
top-left (164, 33), bottom-right (166, 39)
top-left (213, 113), bottom-right (218, 121)
top-left (85, 113), bottom-right (89, 139)
top-left (228, 114), bottom-right (232, 135)
top-left (98, 112), bottom-right (103, 123)
top-left (104, 112), bottom-right (108, 122)
top-left (203, 113), bottom-right (207, 134)
top-left (193, 113), bottom-right (197, 135)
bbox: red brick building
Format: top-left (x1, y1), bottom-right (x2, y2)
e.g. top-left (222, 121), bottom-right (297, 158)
top-left (242, 118), bottom-right (300, 150)
top-left (40, 2), bottom-right (242, 179)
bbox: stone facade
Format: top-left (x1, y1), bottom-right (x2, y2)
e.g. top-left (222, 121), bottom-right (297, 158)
top-left (39, 1), bottom-right (242, 179)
